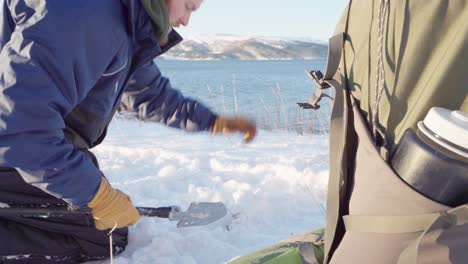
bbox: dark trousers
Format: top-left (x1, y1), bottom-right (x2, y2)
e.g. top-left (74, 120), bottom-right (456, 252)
top-left (0, 164), bottom-right (128, 263)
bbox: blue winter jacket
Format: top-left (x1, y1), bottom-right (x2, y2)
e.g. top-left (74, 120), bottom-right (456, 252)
top-left (0, 0), bottom-right (217, 206)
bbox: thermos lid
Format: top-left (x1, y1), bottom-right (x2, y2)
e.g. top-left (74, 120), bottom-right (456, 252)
top-left (418, 107), bottom-right (468, 158)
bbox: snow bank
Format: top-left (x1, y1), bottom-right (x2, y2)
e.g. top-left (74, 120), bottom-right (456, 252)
top-left (89, 117), bottom-right (329, 264)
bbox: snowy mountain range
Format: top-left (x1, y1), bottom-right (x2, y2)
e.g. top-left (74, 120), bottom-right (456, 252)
top-left (161, 35), bottom-right (328, 60)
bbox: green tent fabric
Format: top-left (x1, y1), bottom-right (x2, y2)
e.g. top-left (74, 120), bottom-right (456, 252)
top-left (228, 228), bottom-right (325, 264)
top-left (263, 248), bottom-right (303, 264)
top-left (229, 243), bottom-right (303, 264)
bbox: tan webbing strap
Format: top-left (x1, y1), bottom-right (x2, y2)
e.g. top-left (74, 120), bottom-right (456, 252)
top-left (340, 205), bottom-right (468, 263)
top-left (398, 204), bottom-right (468, 264)
top-left (343, 213), bottom-right (441, 234)
top-left (324, 3), bottom-right (354, 264)
top-left (323, 35), bottom-right (344, 81)
top-left (302, 34), bottom-right (344, 111)
top-left (322, 34), bottom-right (347, 264)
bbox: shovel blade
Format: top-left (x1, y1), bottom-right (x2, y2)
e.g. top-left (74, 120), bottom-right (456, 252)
top-left (171, 202), bottom-right (228, 228)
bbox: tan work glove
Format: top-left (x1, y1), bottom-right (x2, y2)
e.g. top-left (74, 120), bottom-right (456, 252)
top-left (88, 177), bottom-right (140, 230)
top-left (212, 116), bottom-right (257, 143)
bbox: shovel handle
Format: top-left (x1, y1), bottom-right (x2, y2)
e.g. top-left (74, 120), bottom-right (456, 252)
top-left (0, 206), bottom-right (180, 219)
top-left (0, 207), bottom-right (89, 218)
top-left (136, 206), bottom-right (180, 218)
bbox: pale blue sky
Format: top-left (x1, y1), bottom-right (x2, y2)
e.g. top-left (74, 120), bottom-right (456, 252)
top-left (177, 0), bottom-right (348, 40)
top-left (0, 0), bottom-right (346, 40)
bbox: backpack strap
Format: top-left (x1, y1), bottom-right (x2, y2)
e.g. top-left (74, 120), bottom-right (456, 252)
top-left (320, 33), bottom-right (349, 264)
top-left (341, 204), bottom-right (468, 264)
top-left (343, 213), bottom-right (441, 234)
top-left (323, 2), bottom-right (355, 263)
top-left (298, 34), bottom-right (343, 110)
top-left (398, 204), bottom-right (468, 264)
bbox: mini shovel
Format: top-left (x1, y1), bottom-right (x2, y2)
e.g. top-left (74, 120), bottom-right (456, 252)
top-left (137, 202), bottom-right (228, 227)
top-left (0, 202), bottom-right (228, 228)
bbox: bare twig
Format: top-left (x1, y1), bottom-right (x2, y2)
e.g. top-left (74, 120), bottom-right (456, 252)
top-left (232, 73), bottom-right (239, 116)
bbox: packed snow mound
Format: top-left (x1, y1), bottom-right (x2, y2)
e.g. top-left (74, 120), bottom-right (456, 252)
top-left (87, 116), bottom-right (329, 264)
top-left (162, 34), bottom-right (328, 61)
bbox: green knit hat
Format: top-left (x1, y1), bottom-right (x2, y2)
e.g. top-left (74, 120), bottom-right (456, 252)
top-left (140, 0), bottom-right (171, 45)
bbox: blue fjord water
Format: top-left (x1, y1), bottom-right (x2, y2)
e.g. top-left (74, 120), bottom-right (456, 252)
top-left (155, 59), bottom-right (331, 134)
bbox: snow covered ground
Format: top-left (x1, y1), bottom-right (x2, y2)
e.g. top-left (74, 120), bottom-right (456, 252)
top-left (89, 116), bottom-right (329, 264)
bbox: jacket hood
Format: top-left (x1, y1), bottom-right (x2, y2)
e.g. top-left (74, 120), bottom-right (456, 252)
top-left (139, 0), bottom-right (171, 46)
top-left (120, 0), bottom-right (182, 56)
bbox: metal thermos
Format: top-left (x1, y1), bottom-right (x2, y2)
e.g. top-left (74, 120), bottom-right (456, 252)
top-left (390, 107), bottom-right (468, 207)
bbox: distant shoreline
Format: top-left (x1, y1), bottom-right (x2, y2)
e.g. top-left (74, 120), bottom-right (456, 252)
top-left (161, 36), bottom-right (328, 61)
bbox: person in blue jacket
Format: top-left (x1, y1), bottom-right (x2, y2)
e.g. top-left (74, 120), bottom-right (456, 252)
top-left (0, 0), bottom-right (256, 262)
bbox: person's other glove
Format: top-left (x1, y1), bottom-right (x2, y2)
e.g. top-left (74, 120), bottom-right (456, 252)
top-left (88, 177), bottom-right (140, 230)
top-left (212, 116), bottom-right (257, 143)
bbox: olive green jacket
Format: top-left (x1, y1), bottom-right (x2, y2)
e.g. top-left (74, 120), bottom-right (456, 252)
top-left (325, 1), bottom-right (468, 262)
top-left (335, 0), bottom-right (468, 155)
